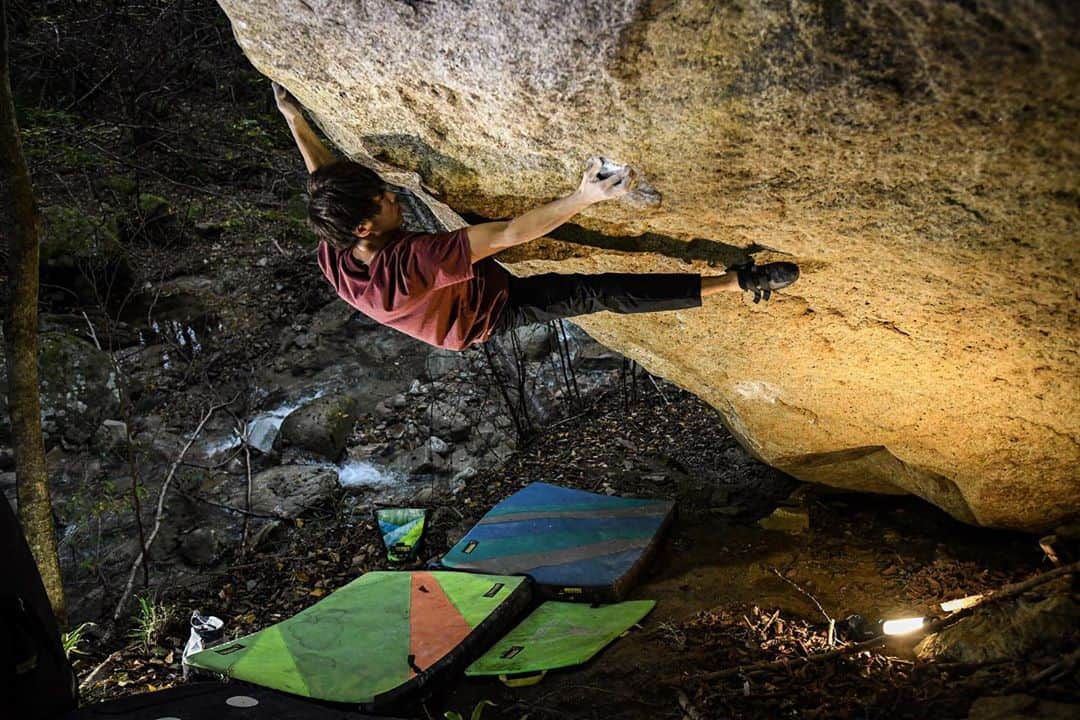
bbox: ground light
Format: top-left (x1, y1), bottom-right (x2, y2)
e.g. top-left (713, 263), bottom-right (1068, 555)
top-left (881, 617), bottom-right (926, 636)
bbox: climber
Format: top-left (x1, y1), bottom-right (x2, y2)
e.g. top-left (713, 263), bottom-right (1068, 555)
top-left (273, 82), bottom-right (800, 352)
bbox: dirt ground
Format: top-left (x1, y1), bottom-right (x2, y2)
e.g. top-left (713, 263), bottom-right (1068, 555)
top-left (73, 382), bottom-right (1068, 719)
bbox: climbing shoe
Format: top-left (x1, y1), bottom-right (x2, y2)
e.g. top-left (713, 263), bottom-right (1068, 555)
top-left (735, 260), bottom-right (800, 303)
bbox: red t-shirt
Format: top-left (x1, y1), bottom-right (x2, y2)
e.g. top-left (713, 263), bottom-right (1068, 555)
top-left (317, 228), bottom-right (510, 351)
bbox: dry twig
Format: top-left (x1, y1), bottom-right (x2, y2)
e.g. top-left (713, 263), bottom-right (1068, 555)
top-left (79, 649), bottom-right (124, 690)
top-left (111, 401), bottom-right (228, 622)
top-left (770, 566), bottom-right (832, 625)
top-left (677, 689), bottom-right (703, 720)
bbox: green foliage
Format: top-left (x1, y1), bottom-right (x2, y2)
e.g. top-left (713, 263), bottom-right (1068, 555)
top-left (128, 595), bottom-right (174, 654)
top-left (103, 175), bottom-right (139, 197)
top-left (18, 108), bottom-right (102, 168)
top-left (137, 193), bottom-right (172, 218)
top-left (445, 700), bottom-right (496, 720)
top-left (61, 621), bottom-right (94, 659)
top-left (230, 118), bottom-right (273, 148)
top-left (182, 199), bottom-right (207, 222)
top-left (21, 106), bottom-right (80, 127)
top-left (41, 205), bottom-right (121, 260)
top-left (63, 473), bottom-right (124, 524)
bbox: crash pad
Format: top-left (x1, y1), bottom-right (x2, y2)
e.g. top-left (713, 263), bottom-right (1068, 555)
top-left (376, 508), bottom-right (428, 562)
top-left (439, 483), bottom-right (675, 601)
top-left (466, 600), bottom-right (655, 679)
top-left (186, 572), bottom-right (531, 711)
top-left (63, 681), bottom-right (401, 719)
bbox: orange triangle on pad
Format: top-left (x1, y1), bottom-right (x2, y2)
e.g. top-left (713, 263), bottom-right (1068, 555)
top-left (409, 572), bottom-right (473, 676)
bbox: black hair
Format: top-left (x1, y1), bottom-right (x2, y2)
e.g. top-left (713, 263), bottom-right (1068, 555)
top-left (307, 160), bottom-right (386, 251)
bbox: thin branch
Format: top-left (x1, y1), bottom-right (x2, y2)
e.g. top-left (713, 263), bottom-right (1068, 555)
top-left (64, 66), bottom-right (117, 111)
top-left (80, 311), bottom-right (102, 350)
top-left (647, 373), bottom-right (670, 405)
top-left (79, 649), bottom-right (124, 690)
top-left (1008, 646), bottom-right (1080, 691)
top-left (111, 401), bottom-right (227, 622)
top-left (669, 635), bottom-right (887, 683)
top-left (770, 566), bottom-right (832, 623)
top-left (175, 487), bottom-right (277, 520)
top-left (241, 430), bottom-right (254, 550)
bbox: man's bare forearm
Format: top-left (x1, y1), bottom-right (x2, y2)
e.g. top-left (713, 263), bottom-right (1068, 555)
top-left (467, 158), bottom-right (632, 262)
top-left (286, 114), bottom-right (337, 174)
top-left (501, 192), bottom-right (591, 248)
top-left (273, 82), bottom-right (335, 173)
top-left (502, 160), bottom-right (632, 246)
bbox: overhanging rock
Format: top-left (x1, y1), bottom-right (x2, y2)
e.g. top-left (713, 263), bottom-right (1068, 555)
top-left (218, 0), bottom-right (1080, 531)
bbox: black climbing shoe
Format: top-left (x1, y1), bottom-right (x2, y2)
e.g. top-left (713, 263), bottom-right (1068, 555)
top-left (736, 261), bottom-right (800, 303)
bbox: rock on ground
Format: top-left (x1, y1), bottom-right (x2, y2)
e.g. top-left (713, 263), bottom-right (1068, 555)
top-left (0, 332), bottom-right (119, 445)
top-left (218, 0), bottom-right (1080, 530)
top-left (243, 465), bottom-right (340, 519)
top-left (916, 592), bottom-right (1080, 664)
top-left (276, 393), bottom-right (358, 461)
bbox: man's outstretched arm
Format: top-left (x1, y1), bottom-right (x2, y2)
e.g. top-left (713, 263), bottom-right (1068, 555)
top-left (468, 157), bottom-right (634, 262)
top-left (273, 82), bottom-right (336, 174)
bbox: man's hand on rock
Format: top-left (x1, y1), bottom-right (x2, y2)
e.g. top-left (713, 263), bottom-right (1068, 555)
top-left (273, 81), bottom-right (303, 121)
top-left (575, 156), bottom-right (635, 205)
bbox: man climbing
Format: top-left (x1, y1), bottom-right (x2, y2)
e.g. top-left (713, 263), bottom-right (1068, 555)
top-left (274, 83), bottom-right (799, 351)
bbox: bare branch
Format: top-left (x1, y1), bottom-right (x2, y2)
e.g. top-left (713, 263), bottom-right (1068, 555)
top-left (111, 401), bottom-right (228, 622)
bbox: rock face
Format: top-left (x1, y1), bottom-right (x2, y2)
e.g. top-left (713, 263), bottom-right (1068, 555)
top-left (1, 333), bottom-right (120, 445)
top-left (218, 0), bottom-right (1080, 530)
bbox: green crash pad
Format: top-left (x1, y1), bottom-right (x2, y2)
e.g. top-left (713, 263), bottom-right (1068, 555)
top-left (466, 600), bottom-right (655, 678)
top-left (187, 571), bottom-right (531, 711)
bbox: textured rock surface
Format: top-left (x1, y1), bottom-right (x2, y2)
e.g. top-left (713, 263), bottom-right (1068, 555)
top-left (244, 465), bottom-right (341, 519)
top-left (277, 393), bottom-right (359, 461)
top-left (218, 0), bottom-right (1080, 530)
top-left (916, 592), bottom-right (1079, 663)
top-left (1, 333), bottom-right (120, 445)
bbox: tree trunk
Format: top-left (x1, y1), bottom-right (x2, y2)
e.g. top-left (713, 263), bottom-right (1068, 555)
top-left (0, 0), bottom-right (67, 624)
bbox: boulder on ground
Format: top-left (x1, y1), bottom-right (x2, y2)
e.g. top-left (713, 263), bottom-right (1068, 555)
top-left (757, 506), bottom-right (810, 534)
top-left (512, 324), bottom-right (557, 361)
top-left (390, 444), bottom-right (446, 476)
top-left (243, 465), bottom-right (340, 519)
top-left (179, 526), bottom-right (224, 567)
top-left (916, 591), bottom-right (1079, 664)
top-left (424, 349), bottom-right (471, 378)
top-left (218, 0), bottom-right (1080, 530)
top-left (427, 400), bottom-right (472, 441)
top-left (0, 332), bottom-right (120, 445)
top-left (276, 393), bottom-right (358, 461)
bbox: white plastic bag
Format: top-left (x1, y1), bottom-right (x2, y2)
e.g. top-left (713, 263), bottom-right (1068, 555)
top-left (181, 611), bottom-right (225, 680)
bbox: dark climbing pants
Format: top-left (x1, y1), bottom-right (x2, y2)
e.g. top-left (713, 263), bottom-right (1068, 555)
top-left (494, 272), bottom-right (702, 332)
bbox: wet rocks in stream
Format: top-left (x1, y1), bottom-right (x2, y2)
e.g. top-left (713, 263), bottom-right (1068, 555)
top-left (275, 393), bottom-right (359, 461)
